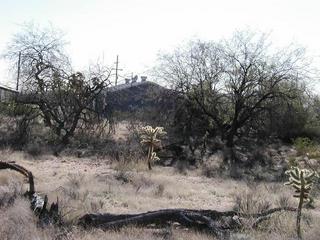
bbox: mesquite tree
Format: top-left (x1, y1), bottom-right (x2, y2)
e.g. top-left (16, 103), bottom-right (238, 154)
top-left (285, 167), bottom-right (318, 239)
top-left (140, 126), bottom-right (166, 170)
top-left (4, 23), bottom-right (111, 144)
top-left (156, 31), bottom-right (311, 173)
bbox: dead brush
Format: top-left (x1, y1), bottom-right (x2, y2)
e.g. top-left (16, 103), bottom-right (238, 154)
top-left (154, 183), bottom-right (165, 197)
top-left (276, 195), bottom-right (291, 209)
top-left (246, 210), bottom-right (319, 240)
top-left (113, 158), bottom-right (147, 172)
top-left (90, 199), bottom-right (105, 213)
top-left (66, 173), bottom-right (84, 189)
top-left (114, 170), bottom-right (133, 184)
top-left (245, 211), bottom-right (297, 240)
top-left (175, 160), bottom-right (188, 175)
top-left (0, 198), bottom-right (43, 240)
top-left (233, 191), bottom-right (271, 215)
top-left (131, 174), bottom-right (155, 193)
top-left (0, 178), bottom-right (24, 207)
top-left (60, 173), bottom-right (86, 200)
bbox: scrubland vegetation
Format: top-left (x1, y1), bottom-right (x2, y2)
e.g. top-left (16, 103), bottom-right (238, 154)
top-left (1, 24), bottom-right (320, 239)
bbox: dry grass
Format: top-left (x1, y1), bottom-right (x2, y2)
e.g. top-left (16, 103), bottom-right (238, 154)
top-left (0, 196), bottom-right (215, 240)
top-left (0, 143), bottom-right (320, 239)
top-left (231, 182), bottom-right (320, 240)
top-left (0, 198), bottom-right (46, 240)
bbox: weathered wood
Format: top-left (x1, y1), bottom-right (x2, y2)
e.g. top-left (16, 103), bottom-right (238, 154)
top-left (0, 161), bottom-right (297, 238)
top-left (0, 161), bottom-right (35, 195)
top-left (78, 207), bottom-right (296, 239)
top-left (0, 161), bottom-right (61, 225)
top-left (79, 209), bottom-right (230, 238)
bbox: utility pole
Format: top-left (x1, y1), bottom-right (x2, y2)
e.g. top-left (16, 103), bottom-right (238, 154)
top-left (16, 51), bottom-right (21, 92)
top-left (113, 55), bottom-right (123, 86)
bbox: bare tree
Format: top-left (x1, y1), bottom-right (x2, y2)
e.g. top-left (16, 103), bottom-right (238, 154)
top-left (4, 23), bottom-right (111, 144)
top-left (156, 31), bottom-right (310, 170)
top-left (4, 23), bottom-right (70, 92)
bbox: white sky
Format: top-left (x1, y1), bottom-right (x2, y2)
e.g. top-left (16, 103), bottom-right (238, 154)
top-left (1, 0), bottom-right (320, 88)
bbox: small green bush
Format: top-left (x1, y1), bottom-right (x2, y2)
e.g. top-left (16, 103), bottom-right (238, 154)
top-left (293, 137), bottom-right (315, 156)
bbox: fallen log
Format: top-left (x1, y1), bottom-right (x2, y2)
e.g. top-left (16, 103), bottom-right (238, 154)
top-left (79, 209), bottom-right (230, 238)
top-left (0, 161), bottom-right (297, 238)
top-left (0, 161), bottom-right (60, 225)
top-left (78, 207), bottom-right (296, 238)
top-left (0, 161), bottom-right (35, 196)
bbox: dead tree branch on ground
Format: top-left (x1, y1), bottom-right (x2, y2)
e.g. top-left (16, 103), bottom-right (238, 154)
top-left (0, 161), bottom-right (297, 238)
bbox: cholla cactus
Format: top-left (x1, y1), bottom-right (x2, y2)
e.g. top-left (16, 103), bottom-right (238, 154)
top-left (150, 152), bottom-right (160, 162)
top-left (285, 167), bottom-right (318, 240)
top-left (140, 126), bottom-right (166, 170)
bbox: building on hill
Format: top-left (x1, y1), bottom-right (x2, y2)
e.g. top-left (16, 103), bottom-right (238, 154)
top-left (107, 76), bottom-right (155, 93)
top-left (0, 85), bottom-right (18, 102)
top-left (100, 80), bottom-right (177, 121)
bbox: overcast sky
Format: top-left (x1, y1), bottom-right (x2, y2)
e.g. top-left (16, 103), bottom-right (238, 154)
top-left (1, 0), bottom-right (320, 88)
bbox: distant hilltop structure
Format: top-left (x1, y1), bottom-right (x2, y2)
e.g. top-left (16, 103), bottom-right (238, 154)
top-left (124, 75), bottom-right (147, 85)
top-left (109, 75), bottom-right (150, 92)
top-left (98, 76), bottom-right (174, 117)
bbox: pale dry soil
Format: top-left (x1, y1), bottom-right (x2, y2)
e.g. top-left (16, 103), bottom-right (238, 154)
top-left (0, 149), bottom-right (320, 240)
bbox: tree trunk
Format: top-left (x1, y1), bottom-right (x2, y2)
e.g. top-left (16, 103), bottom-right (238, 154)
top-left (78, 207), bottom-right (296, 239)
top-left (61, 133), bottom-right (70, 145)
top-left (0, 161), bottom-right (297, 237)
top-left (226, 130), bottom-right (239, 178)
top-left (79, 209), bottom-right (229, 238)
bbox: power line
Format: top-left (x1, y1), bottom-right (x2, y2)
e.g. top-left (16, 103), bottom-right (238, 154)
top-left (16, 51), bottom-right (21, 92)
top-left (112, 55), bottom-right (123, 86)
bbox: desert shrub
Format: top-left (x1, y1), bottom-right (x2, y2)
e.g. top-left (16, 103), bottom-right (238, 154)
top-left (154, 183), bottom-right (165, 197)
top-left (175, 160), bottom-right (189, 175)
top-left (109, 139), bottom-right (145, 170)
top-left (130, 174), bottom-right (155, 191)
top-left (114, 170), bottom-right (133, 184)
top-left (276, 195), bottom-right (291, 209)
top-left (73, 120), bottom-right (112, 147)
top-left (0, 102), bottom-right (13, 116)
top-left (293, 137), bottom-right (320, 160)
top-left (67, 173), bottom-right (83, 189)
top-left (304, 126), bottom-right (320, 139)
top-left (201, 151), bottom-right (225, 178)
top-left (59, 173), bottom-right (88, 201)
top-left (0, 175), bottom-right (24, 208)
top-left (173, 97), bottom-right (215, 143)
top-left (233, 191), bottom-right (271, 215)
top-left (24, 141), bottom-right (44, 157)
top-left (0, 102), bottom-right (41, 148)
top-left (104, 122), bottom-right (145, 165)
top-left (294, 137), bottom-right (314, 155)
top-left (201, 161), bottom-right (224, 178)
